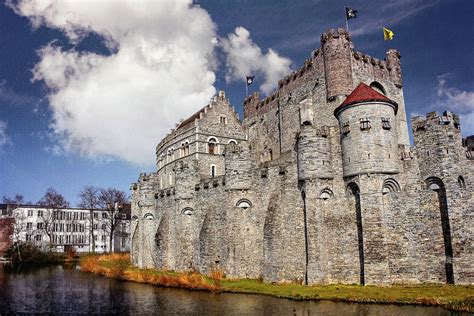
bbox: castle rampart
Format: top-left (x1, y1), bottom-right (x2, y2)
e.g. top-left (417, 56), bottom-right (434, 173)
top-left (131, 29), bottom-right (473, 286)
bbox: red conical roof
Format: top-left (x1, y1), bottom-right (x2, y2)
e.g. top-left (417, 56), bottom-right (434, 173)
top-left (334, 83), bottom-right (398, 116)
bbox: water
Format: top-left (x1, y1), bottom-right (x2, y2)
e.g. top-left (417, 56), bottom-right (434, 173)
top-left (0, 264), bottom-right (468, 315)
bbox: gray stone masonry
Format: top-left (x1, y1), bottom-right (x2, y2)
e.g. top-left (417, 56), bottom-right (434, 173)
top-left (131, 29), bottom-right (473, 285)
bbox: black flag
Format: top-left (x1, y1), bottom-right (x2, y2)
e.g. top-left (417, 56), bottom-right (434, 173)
top-left (246, 76), bottom-right (255, 86)
top-left (345, 7), bottom-right (357, 20)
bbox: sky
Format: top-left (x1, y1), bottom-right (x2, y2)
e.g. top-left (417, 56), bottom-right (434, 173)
top-left (0, 0), bottom-right (473, 205)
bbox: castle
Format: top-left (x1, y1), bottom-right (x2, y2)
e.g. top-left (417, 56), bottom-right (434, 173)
top-left (130, 29), bottom-right (473, 285)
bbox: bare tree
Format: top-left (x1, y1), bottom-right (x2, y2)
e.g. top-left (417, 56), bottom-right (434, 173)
top-left (36, 188), bottom-right (70, 249)
top-left (77, 185), bottom-right (100, 253)
top-left (37, 187), bottom-right (70, 208)
top-left (98, 188), bottom-right (129, 252)
top-left (3, 194), bottom-right (25, 204)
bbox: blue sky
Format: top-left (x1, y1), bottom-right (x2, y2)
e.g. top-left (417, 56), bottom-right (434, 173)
top-left (0, 0), bottom-right (473, 205)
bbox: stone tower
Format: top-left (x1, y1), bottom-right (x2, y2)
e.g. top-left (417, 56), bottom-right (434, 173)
top-left (321, 28), bottom-right (353, 102)
top-left (334, 83), bottom-right (400, 177)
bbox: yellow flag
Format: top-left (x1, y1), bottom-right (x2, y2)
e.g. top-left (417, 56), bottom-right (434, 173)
top-left (383, 27), bottom-right (394, 40)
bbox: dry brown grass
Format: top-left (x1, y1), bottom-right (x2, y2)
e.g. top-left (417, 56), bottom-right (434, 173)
top-left (80, 253), bottom-right (219, 291)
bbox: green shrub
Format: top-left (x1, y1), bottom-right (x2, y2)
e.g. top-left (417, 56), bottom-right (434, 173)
top-left (4, 242), bottom-right (65, 264)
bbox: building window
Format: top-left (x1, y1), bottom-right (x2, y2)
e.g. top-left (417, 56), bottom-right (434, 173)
top-left (458, 176), bottom-right (466, 189)
top-left (382, 118), bottom-right (391, 130)
top-left (94, 235), bottom-right (98, 241)
top-left (360, 118), bottom-right (371, 130)
top-left (26, 234), bottom-right (32, 241)
top-left (342, 121), bottom-right (350, 134)
top-left (102, 224), bottom-right (106, 230)
top-left (94, 213), bottom-right (98, 219)
top-left (28, 210), bottom-right (33, 216)
top-left (181, 208), bottom-right (194, 216)
top-left (220, 116), bottom-right (227, 124)
top-left (101, 235), bottom-right (106, 242)
top-left (210, 165), bottom-right (216, 178)
top-left (37, 210), bottom-right (43, 217)
top-left (27, 222), bottom-right (32, 229)
top-left (236, 199), bottom-right (252, 209)
top-left (93, 224), bottom-right (98, 230)
top-left (37, 222), bottom-right (44, 229)
top-left (102, 213), bottom-right (107, 219)
top-left (184, 141), bottom-right (190, 155)
top-left (208, 137), bottom-right (217, 154)
top-left (35, 235), bottom-right (42, 241)
top-left (228, 139), bottom-right (237, 145)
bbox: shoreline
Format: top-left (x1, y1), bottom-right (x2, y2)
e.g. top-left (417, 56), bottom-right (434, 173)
top-left (79, 254), bottom-right (474, 313)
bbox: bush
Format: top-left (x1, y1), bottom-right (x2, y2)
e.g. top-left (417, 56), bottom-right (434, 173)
top-left (4, 242), bottom-right (65, 265)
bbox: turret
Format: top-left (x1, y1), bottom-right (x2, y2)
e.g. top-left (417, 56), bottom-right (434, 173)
top-left (243, 92), bottom-right (260, 119)
top-left (334, 83), bottom-right (399, 177)
top-left (224, 142), bottom-right (252, 190)
top-left (297, 98), bottom-right (332, 180)
top-left (412, 111), bottom-right (465, 180)
top-left (385, 49), bottom-right (402, 88)
top-left (321, 28), bottom-right (353, 101)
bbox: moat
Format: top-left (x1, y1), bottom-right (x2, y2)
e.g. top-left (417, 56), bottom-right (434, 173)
top-left (0, 263), bottom-right (468, 315)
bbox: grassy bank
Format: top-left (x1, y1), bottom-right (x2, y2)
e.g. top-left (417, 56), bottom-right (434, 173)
top-left (80, 253), bottom-right (474, 313)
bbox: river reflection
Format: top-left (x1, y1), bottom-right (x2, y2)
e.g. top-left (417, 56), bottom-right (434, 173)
top-left (0, 264), bottom-right (466, 315)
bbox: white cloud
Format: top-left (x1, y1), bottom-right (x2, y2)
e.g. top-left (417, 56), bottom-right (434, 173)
top-left (221, 26), bottom-right (292, 95)
top-left (8, 0), bottom-right (218, 165)
top-left (0, 121), bottom-right (10, 149)
top-left (436, 74), bottom-right (474, 135)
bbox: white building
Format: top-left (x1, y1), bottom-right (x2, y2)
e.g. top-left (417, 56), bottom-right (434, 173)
top-left (9, 205), bottom-right (131, 253)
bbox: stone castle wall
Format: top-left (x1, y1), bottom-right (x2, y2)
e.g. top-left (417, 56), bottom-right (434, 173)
top-left (130, 29), bottom-right (473, 285)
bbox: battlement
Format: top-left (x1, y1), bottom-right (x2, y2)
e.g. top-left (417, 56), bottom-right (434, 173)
top-left (411, 111), bottom-right (461, 132)
top-left (320, 28), bottom-right (351, 44)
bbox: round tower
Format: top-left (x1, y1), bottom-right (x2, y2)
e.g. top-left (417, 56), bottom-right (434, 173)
top-left (321, 28), bottom-right (353, 101)
top-left (297, 124), bottom-right (332, 180)
top-left (334, 83), bottom-right (399, 177)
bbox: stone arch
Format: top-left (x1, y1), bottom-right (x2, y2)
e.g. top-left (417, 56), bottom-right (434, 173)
top-left (347, 182), bottom-right (364, 285)
top-left (319, 188), bottom-right (334, 200)
top-left (425, 176), bottom-right (454, 284)
top-left (227, 139), bottom-right (237, 144)
top-left (458, 176), bottom-right (466, 189)
top-left (236, 199), bottom-right (252, 209)
top-left (207, 137), bottom-right (218, 154)
top-left (181, 207), bottom-right (194, 216)
top-left (369, 81), bottom-right (386, 95)
top-left (143, 213), bottom-right (154, 220)
top-left (382, 178), bottom-right (401, 194)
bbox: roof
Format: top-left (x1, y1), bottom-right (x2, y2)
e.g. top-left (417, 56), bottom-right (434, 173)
top-left (176, 105), bottom-right (207, 130)
top-left (334, 83), bottom-right (398, 116)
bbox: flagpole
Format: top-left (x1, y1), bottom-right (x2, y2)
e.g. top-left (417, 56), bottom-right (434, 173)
top-left (344, 6), bottom-right (349, 32)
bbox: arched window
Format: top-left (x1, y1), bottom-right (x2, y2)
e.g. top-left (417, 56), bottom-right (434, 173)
top-left (132, 215), bottom-right (139, 221)
top-left (169, 172), bottom-right (173, 186)
top-left (144, 213), bottom-right (154, 220)
top-left (208, 137), bottom-right (218, 154)
top-left (210, 164), bottom-right (216, 178)
top-left (184, 141), bottom-right (190, 155)
top-left (180, 143), bottom-right (185, 158)
top-left (370, 81), bottom-right (386, 95)
top-left (319, 188), bottom-right (334, 200)
top-left (236, 199), bottom-right (252, 209)
top-left (458, 176), bottom-right (466, 189)
top-left (228, 139), bottom-right (237, 145)
top-left (167, 149), bottom-right (172, 163)
top-left (382, 178), bottom-right (401, 194)
top-left (181, 208), bottom-right (194, 216)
